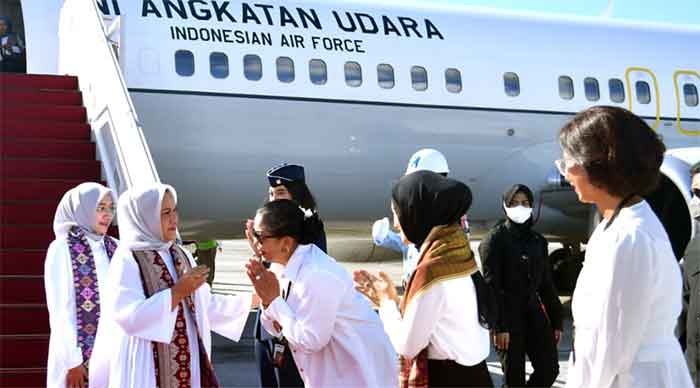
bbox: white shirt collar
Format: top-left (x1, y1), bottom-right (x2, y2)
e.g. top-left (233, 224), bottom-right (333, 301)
top-left (282, 244), bottom-right (313, 282)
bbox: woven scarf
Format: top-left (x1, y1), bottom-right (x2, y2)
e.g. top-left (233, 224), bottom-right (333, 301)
top-left (132, 246), bottom-right (219, 388)
top-left (398, 224), bottom-right (479, 388)
top-left (68, 226), bottom-right (117, 369)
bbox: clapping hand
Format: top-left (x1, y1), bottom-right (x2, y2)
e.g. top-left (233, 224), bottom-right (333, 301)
top-left (246, 258), bottom-right (280, 307)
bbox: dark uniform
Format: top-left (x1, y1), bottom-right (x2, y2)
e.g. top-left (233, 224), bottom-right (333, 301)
top-left (480, 186), bottom-right (562, 387)
top-left (254, 163), bottom-right (326, 388)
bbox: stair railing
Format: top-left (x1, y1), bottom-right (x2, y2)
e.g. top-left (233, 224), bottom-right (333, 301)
top-left (58, 0), bottom-right (159, 195)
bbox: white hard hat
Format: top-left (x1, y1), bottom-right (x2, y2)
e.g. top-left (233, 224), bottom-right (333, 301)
top-left (405, 148), bottom-right (449, 175)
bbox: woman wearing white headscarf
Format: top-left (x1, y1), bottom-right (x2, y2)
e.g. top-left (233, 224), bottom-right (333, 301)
top-left (105, 183), bottom-right (254, 388)
top-left (44, 182), bottom-right (118, 388)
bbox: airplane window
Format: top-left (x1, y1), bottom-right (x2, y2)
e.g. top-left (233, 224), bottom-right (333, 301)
top-left (377, 64), bottom-right (395, 89)
top-left (210, 52), bottom-right (228, 79)
top-left (411, 66), bottom-right (428, 91)
top-left (504, 72), bottom-right (520, 97)
top-left (244, 54), bottom-right (262, 81)
top-left (635, 81), bottom-right (651, 104)
top-left (558, 76), bottom-right (574, 100)
top-left (309, 59), bottom-right (327, 85)
top-left (276, 57), bottom-right (295, 83)
top-left (584, 77), bottom-right (600, 101)
top-left (684, 84), bottom-right (699, 107)
top-left (609, 78), bottom-right (625, 103)
top-left (345, 61), bottom-right (362, 87)
top-left (445, 68), bottom-right (462, 93)
top-left (174, 50), bottom-right (194, 77)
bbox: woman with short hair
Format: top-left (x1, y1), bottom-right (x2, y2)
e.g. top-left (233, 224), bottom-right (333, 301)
top-left (44, 183), bottom-right (118, 388)
top-left (355, 171), bottom-right (492, 387)
top-left (246, 199), bottom-right (397, 388)
top-left (559, 106), bottom-right (692, 388)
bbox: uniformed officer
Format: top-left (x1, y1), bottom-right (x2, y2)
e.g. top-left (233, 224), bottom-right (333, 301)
top-left (680, 162), bottom-right (700, 386)
top-left (248, 163), bottom-right (326, 388)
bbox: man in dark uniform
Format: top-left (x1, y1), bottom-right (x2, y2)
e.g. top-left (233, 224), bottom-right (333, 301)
top-left (680, 162), bottom-right (700, 386)
top-left (480, 184), bottom-right (562, 387)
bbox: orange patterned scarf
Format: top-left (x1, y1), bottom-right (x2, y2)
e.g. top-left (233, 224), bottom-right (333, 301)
top-left (398, 224), bottom-right (478, 388)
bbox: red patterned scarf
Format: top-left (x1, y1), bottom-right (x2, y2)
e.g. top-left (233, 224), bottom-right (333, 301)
top-left (133, 246), bottom-right (219, 388)
top-left (398, 224), bottom-right (478, 388)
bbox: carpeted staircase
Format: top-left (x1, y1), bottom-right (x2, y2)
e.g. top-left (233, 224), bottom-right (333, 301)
top-left (1, 73), bottom-right (105, 387)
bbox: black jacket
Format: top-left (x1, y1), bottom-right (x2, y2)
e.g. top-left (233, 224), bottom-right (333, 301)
top-left (479, 220), bottom-right (563, 333)
top-left (680, 248), bottom-right (700, 387)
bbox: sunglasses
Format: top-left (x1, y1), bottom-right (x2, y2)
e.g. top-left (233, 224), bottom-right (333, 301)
top-left (693, 188), bottom-right (700, 198)
top-left (252, 230), bottom-right (279, 244)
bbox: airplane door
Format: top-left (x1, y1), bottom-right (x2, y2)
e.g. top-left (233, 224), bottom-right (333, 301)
top-left (673, 70), bottom-right (700, 135)
top-left (625, 67), bottom-right (660, 130)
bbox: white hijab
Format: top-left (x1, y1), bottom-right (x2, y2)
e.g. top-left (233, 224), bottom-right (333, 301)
top-left (53, 182), bottom-right (114, 241)
top-left (117, 183), bottom-right (177, 251)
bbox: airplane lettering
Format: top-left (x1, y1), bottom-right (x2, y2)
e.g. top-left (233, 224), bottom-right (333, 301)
top-left (212, 1), bottom-right (237, 22)
top-left (189, 0), bottom-right (212, 21)
top-left (170, 25), bottom-right (273, 46)
top-left (164, 0), bottom-right (188, 19)
top-left (280, 34), bottom-right (305, 48)
top-left (96, 0), bottom-right (121, 16)
top-left (311, 36), bottom-right (365, 53)
top-left (331, 11), bottom-right (442, 39)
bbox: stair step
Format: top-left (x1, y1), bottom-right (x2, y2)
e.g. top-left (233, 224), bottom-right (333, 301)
top-left (0, 368), bottom-right (47, 388)
top-left (0, 178), bottom-right (87, 202)
top-left (2, 105), bottom-right (87, 123)
top-left (1, 90), bottom-right (82, 106)
top-left (0, 73), bottom-right (78, 90)
top-left (0, 250), bottom-right (46, 276)
top-left (1, 159), bottom-right (101, 180)
top-left (1, 202), bottom-right (57, 226)
top-left (0, 226), bottom-right (54, 250)
top-left (0, 120), bottom-right (90, 140)
top-left (0, 336), bottom-right (49, 369)
top-left (0, 305), bottom-right (49, 336)
top-left (0, 277), bottom-right (46, 304)
top-left (1, 139), bottom-right (95, 160)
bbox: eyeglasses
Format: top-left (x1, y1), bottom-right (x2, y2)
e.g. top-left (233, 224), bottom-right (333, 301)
top-left (96, 205), bottom-right (116, 214)
top-left (554, 157), bottom-right (580, 176)
top-left (252, 230), bottom-right (279, 244)
top-left (692, 188), bottom-right (700, 198)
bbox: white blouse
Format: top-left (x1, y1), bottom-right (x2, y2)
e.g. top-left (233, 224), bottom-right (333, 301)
top-left (567, 201), bottom-right (693, 388)
top-left (261, 244), bottom-right (398, 388)
top-left (44, 237), bottom-right (113, 388)
top-left (378, 273), bottom-right (490, 366)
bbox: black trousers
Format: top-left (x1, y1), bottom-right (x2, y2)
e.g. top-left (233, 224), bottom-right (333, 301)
top-left (499, 307), bottom-right (559, 387)
top-left (253, 317), bottom-right (304, 388)
top-left (428, 359), bottom-right (493, 387)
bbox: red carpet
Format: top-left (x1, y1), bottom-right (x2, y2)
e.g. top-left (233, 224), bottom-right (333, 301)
top-left (0, 73), bottom-right (106, 386)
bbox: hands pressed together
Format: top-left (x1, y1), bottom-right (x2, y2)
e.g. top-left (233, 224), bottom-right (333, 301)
top-left (246, 258), bottom-right (280, 308)
top-left (171, 265), bottom-right (210, 310)
top-left (352, 270), bottom-right (399, 307)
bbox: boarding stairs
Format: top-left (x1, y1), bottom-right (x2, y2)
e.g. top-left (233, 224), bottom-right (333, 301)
top-left (0, 72), bottom-right (113, 386)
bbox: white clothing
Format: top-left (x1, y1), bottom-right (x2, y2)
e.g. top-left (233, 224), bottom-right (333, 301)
top-left (104, 246), bottom-right (251, 388)
top-left (116, 184), bottom-right (177, 251)
top-left (44, 237), bottom-right (113, 388)
top-left (261, 244), bottom-right (398, 388)
top-left (378, 274), bottom-right (491, 365)
top-left (53, 183), bottom-right (114, 241)
top-left (566, 201), bottom-right (693, 388)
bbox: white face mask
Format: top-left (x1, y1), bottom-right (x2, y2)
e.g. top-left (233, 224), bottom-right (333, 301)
top-left (504, 204), bottom-right (533, 224)
top-left (690, 195), bottom-right (700, 220)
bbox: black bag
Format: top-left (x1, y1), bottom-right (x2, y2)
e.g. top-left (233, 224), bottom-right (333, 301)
top-left (472, 271), bottom-right (499, 330)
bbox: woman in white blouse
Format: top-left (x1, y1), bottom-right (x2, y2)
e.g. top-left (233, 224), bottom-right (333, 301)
top-left (355, 171), bottom-right (492, 388)
top-left (44, 183), bottom-right (118, 388)
top-left (246, 199), bottom-right (398, 388)
top-left (557, 106), bottom-right (692, 388)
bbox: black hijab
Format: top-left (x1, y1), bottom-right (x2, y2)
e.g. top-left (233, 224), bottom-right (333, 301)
top-left (391, 170), bottom-right (472, 247)
top-left (502, 183), bottom-right (535, 228)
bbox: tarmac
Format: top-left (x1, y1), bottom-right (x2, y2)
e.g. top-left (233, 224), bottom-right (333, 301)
top-left (205, 239), bottom-right (572, 387)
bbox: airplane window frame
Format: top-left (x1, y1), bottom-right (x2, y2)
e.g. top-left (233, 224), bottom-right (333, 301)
top-left (503, 72), bottom-right (520, 97)
top-left (609, 78), bottom-right (625, 103)
top-left (377, 64), bottom-right (395, 89)
top-left (445, 68), bottom-right (462, 93)
top-left (174, 50), bottom-right (195, 77)
top-left (309, 59), bottom-right (327, 85)
top-left (584, 77), bottom-right (600, 102)
top-left (558, 76), bottom-right (575, 100)
top-left (411, 66), bottom-right (428, 91)
top-left (209, 52), bottom-right (229, 79)
top-left (683, 83), bottom-right (699, 107)
top-left (635, 81), bottom-right (651, 104)
top-left (276, 56), bottom-right (295, 83)
top-left (243, 54), bottom-right (263, 81)
top-left (345, 61), bottom-right (363, 87)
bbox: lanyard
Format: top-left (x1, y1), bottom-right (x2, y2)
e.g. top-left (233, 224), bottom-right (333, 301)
top-left (603, 194), bottom-right (637, 231)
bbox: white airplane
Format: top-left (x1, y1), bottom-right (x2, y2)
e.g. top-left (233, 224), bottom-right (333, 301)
top-left (12, 0), bottom-right (700, 270)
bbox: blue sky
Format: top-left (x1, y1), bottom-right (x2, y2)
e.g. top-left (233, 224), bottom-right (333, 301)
top-left (429, 0), bottom-right (700, 25)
